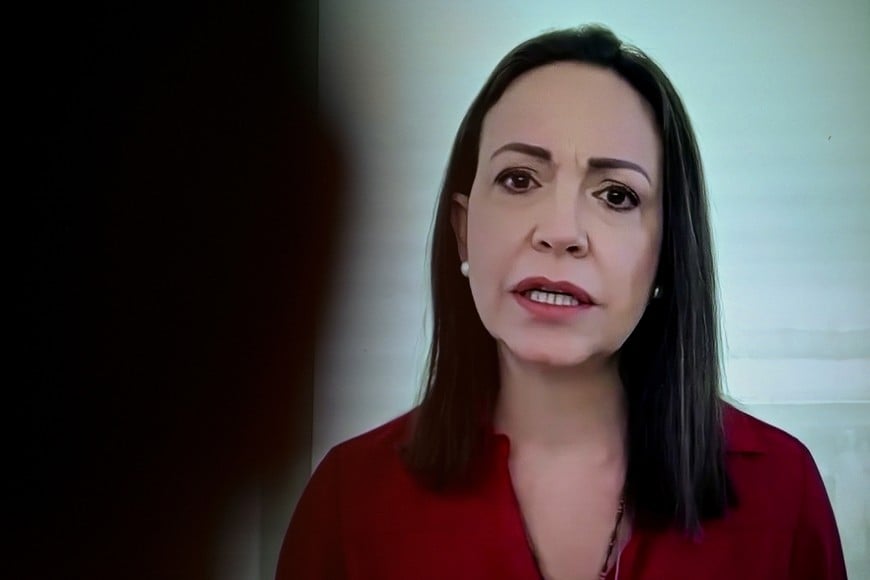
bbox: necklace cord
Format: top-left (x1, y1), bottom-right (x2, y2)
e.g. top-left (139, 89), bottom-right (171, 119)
top-left (598, 497), bottom-right (625, 579)
top-left (523, 495), bottom-right (626, 580)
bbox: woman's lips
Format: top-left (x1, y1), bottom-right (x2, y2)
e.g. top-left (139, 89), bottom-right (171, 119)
top-left (512, 290), bottom-right (594, 320)
top-left (511, 276), bottom-right (595, 304)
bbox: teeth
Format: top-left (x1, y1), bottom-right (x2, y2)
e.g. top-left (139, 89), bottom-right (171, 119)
top-left (527, 289), bottom-right (580, 306)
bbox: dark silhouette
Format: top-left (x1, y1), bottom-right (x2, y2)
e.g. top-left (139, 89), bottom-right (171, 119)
top-left (19, 1), bottom-right (340, 577)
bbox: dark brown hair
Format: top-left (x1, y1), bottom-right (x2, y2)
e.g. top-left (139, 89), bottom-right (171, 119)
top-left (404, 24), bottom-right (734, 532)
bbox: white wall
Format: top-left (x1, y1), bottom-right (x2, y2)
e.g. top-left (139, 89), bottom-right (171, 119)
top-left (272, 0), bottom-right (870, 577)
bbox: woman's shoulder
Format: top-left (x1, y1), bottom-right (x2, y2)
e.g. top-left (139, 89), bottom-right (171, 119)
top-left (336, 408), bottom-right (415, 450)
top-left (721, 401), bottom-right (835, 521)
top-left (319, 408), bottom-right (417, 473)
top-left (278, 412), bottom-right (420, 578)
top-left (723, 401), bottom-right (813, 462)
top-left (721, 401), bottom-right (825, 512)
top-left (720, 404), bottom-right (846, 577)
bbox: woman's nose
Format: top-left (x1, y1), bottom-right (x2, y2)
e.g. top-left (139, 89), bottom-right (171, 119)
top-left (531, 197), bottom-right (589, 257)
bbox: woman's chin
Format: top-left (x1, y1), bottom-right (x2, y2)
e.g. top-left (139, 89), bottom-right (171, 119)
top-left (500, 340), bottom-right (600, 368)
top-left (520, 353), bottom-right (588, 367)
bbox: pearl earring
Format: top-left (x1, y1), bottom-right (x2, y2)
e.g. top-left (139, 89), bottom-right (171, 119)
top-left (460, 261), bottom-right (470, 277)
top-left (652, 286), bottom-right (662, 299)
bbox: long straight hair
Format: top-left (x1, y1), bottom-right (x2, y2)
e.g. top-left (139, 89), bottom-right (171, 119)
top-left (403, 25), bottom-right (734, 533)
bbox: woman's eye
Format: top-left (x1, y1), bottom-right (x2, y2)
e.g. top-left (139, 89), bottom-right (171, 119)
top-left (495, 169), bottom-right (539, 193)
top-left (597, 184), bottom-right (639, 211)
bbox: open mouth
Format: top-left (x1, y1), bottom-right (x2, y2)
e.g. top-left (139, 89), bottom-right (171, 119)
top-left (518, 288), bottom-right (584, 307)
top-left (511, 277), bottom-right (596, 314)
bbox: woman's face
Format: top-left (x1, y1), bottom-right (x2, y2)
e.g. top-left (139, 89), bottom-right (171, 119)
top-left (452, 62), bottom-right (663, 368)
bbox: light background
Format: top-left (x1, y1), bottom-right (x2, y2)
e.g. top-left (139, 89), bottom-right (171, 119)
top-left (230, 1), bottom-right (870, 578)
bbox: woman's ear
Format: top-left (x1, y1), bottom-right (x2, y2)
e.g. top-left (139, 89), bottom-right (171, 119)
top-left (450, 193), bottom-right (469, 261)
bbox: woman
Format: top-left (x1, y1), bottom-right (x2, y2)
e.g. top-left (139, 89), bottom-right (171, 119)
top-left (277, 25), bottom-right (846, 580)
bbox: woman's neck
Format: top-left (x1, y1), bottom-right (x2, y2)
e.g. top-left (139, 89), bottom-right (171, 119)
top-left (493, 343), bottom-right (628, 453)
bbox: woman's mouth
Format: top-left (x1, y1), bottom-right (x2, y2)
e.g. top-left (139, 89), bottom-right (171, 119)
top-left (511, 276), bottom-right (596, 305)
top-left (520, 288), bottom-right (581, 307)
top-left (511, 289), bottom-right (594, 320)
top-left (510, 277), bottom-right (596, 319)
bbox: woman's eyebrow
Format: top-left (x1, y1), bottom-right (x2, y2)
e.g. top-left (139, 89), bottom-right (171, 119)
top-left (588, 157), bottom-right (651, 185)
top-left (490, 142), bottom-right (552, 162)
top-left (489, 142), bottom-right (651, 185)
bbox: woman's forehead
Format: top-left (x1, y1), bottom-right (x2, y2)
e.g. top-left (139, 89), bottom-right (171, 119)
top-left (479, 62), bottom-right (661, 172)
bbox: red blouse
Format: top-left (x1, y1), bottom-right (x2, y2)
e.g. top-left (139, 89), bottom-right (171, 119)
top-left (277, 405), bottom-right (846, 579)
